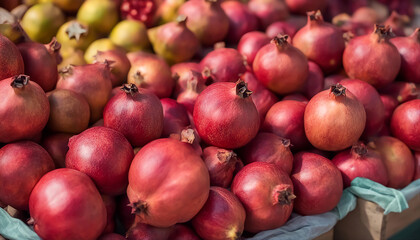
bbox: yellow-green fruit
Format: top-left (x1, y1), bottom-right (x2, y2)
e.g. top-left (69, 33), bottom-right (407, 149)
top-left (77, 0), bottom-right (118, 35)
top-left (109, 20), bottom-right (150, 52)
top-left (84, 38), bottom-right (119, 63)
top-left (39, 0), bottom-right (84, 12)
top-left (155, 0), bottom-right (186, 25)
top-left (0, 23), bottom-right (23, 43)
top-left (59, 45), bottom-right (87, 69)
top-left (21, 3), bottom-right (65, 43)
top-left (56, 20), bottom-right (97, 51)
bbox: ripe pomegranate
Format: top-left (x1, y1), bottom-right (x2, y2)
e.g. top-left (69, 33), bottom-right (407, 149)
top-left (221, 1), bottom-right (258, 43)
top-left (253, 35), bottom-right (308, 95)
top-left (370, 136), bottom-right (415, 189)
top-left (160, 98), bottom-right (190, 137)
top-left (56, 63), bottom-right (112, 123)
top-left (285, 0), bottom-right (328, 14)
top-left (193, 80), bottom-right (260, 149)
top-left (292, 152), bottom-right (343, 215)
top-left (41, 133), bottom-right (72, 169)
top-left (383, 11), bottom-right (409, 37)
top-left (102, 195), bottom-right (117, 234)
top-left (248, 0), bottom-right (289, 29)
top-left (332, 142), bottom-right (388, 187)
top-left (177, 77), bottom-right (201, 114)
top-left (232, 162), bottom-right (295, 233)
top-left (178, 0), bottom-right (229, 46)
top-left (94, 50), bottom-right (131, 87)
top-left (0, 34), bottom-right (24, 81)
top-left (301, 61), bottom-right (324, 99)
top-left (66, 127), bottom-right (134, 195)
top-left (304, 84), bottom-right (366, 151)
top-left (170, 127), bottom-right (203, 157)
top-left (414, 152), bottom-right (420, 181)
top-left (266, 21), bottom-right (298, 39)
top-left (56, 20), bottom-right (97, 51)
top-left (282, 93), bottom-right (309, 102)
top-left (120, 0), bottom-right (157, 27)
top-left (116, 195), bottom-right (136, 231)
top-left (239, 132), bottom-right (293, 174)
top-left (169, 224), bottom-right (200, 240)
top-left (126, 222), bottom-right (171, 240)
top-left (192, 187), bottom-right (246, 240)
top-left (343, 25), bottom-right (401, 88)
top-left (324, 74), bottom-right (347, 90)
top-left (203, 146), bottom-right (240, 188)
top-left (381, 94), bottom-right (399, 124)
top-left (29, 168), bottom-right (107, 240)
top-left (390, 99), bottom-right (420, 151)
top-left (127, 138), bottom-right (210, 227)
top-left (0, 141), bottom-right (54, 210)
top-left (104, 84), bottom-right (163, 147)
top-left (0, 75), bottom-right (49, 143)
top-left (171, 62), bottom-right (207, 98)
top-left (237, 31), bottom-right (270, 67)
top-left (379, 82), bottom-right (419, 104)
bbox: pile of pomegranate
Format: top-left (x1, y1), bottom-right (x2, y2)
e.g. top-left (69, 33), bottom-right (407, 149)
top-left (0, 0), bottom-right (419, 239)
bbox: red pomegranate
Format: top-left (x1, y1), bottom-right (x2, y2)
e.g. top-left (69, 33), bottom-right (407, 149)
top-left (0, 33), bottom-right (24, 80)
top-left (248, 0), bottom-right (289, 29)
top-left (202, 146), bottom-right (240, 188)
top-left (285, 0), bottom-right (328, 14)
top-left (221, 0), bottom-right (258, 43)
top-left (160, 98), bottom-right (190, 137)
top-left (237, 31), bottom-right (271, 67)
top-left (414, 152), bottom-right (420, 181)
top-left (390, 99), bottom-right (420, 151)
top-left (171, 62), bottom-right (207, 98)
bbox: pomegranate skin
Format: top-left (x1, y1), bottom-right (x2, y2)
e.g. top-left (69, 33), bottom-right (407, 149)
top-left (193, 81), bottom-right (260, 149)
top-left (390, 28), bottom-right (420, 83)
top-left (414, 152), bottom-right (420, 181)
top-left (293, 11), bottom-right (345, 74)
top-left (285, 0), bottom-right (328, 14)
top-left (231, 162), bottom-right (294, 233)
top-left (238, 31), bottom-right (271, 67)
top-left (343, 25), bottom-right (401, 88)
top-left (192, 187), bottom-right (246, 240)
top-left (171, 62), bottom-right (206, 98)
top-left (253, 35), bottom-right (308, 95)
top-left (160, 98), bottom-right (190, 137)
top-left (0, 75), bottom-right (50, 143)
top-left (332, 143), bottom-right (389, 188)
top-left (379, 82), bottom-right (419, 104)
top-left (169, 224), bottom-right (200, 240)
top-left (0, 34), bottom-right (24, 80)
top-left (101, 195), bottom-right (117, 234)
top-left (381, 94), bottom-right (399, 124)
top-left (221, 1), bottom-right (258, 43)
top-left (371, 136), bottom-right (415, 189)
top-left (66, 127), bottom-right (134, 196)
top-left (263, 100), bottom-right (309, 150)
top-left (103, 84), bottom-right (164, 147)
top-left (248, 0), bottom-right (289, 29)
top-left (98, 233), bottom-right (126, 240)
top-left (41, 133), bottom-right (72, 168)
top-left (238, 132), bottom-right (294, 174)
top-left (292, 152), bottom-right (343, 215)
top-left (29, 168), bottom-right (107, 240)
top-left (304, 84), bottom-right (366, 151)
top-left (390, 99), bottom-right (420, 151)
top-left (126, 222), bottom-right (172, 240)
top-left (94, 49), bottom-right (131, 87)
top-left (0, 141), bottom-right (54, 210)
top-left (301, 61), bottom-right (324, 99)
top-left (202, 146), bottom-right (239, 188)
top-left (18, 41), bottom-right (58, 92)
top-left (266, 21), bottom-right (298, 39)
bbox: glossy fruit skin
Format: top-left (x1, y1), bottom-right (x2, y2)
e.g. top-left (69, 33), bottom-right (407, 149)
top-left (285, 0), bottom-right (328, 14)
top-left (101, 195), bottom-right (117, 234)
top-left (104, 85), bottom-right (164, 147)
top-left (126, 222), bottom-right (172, 240)
top-left (77, 0), bottom-right (119, 34)
top-left (84, 38), bottom-right (119, 64)
top-left (192, 187), bottom-right (246, 240)
top-left (371, 136), bottom-right (415, 189)
top-left (127, 138), bottom-right (210, 227)
top-left (94, 50), bottom-right (131, 87)
top-left (263, 100), bottom-right (309, 150)
top-left (253, 35), bottom-right (308, 95)
top-left (266, 21), bottom-right (298, 39)
top-left (379, 82), bottom-right (419, 104)
top-left (301, 61), bottom-right (324, 99)
top-left (414, 152), bottom-right (420, 181)
top-left (239, 132), bottom-right (293, 174)
top-left (332, 143), bottom-right (389, 187)
top-left (390, 99), bottom-right (420, 151)
top-left (0, 75), bottom-right (50, 143)
top-left (237, 31), bottom-right (271, 67)
top-left (231, 162), bottom-right (294, 233)
top-left (193, 81), bottom-right (260, 149)
top-left (343, 25), bottom-right (401, 88)
top-left (381, 94), bottom-right (399, 124)
top-left (0, 34), bottom-right (24, 80)
top-left (0, 141), bottom-right (54, 210)
top-left (202, 146), bottom-right (240, 188)
top-left (160, 98), bottom-right (190, 137)
top-left (41, 133), bottom-right (72, 169)
top-left (292, 152), bottom-right (343, 215)
top-left (29, 168), bottom-right (107, 240)
top-left (304, 85), bottom-right (366, 151)
top-left (248, 0), bottom-right (289, 29)
top-left (221, 1), bottom-right (258, 43)
top-left (66, 127), bottom-right (134, 195)
top-left (168, 224), bottom-right (200, 240)
top-left (171, 62), bottom-right (207, 98)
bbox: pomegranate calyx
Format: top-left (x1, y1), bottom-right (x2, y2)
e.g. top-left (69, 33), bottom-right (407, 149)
top-left (214, 42), bottom-right (226, 50)
top-left (59, 65), bottom-right (74, 78)
top-left (121, 83), bottom-right (139, 95)
top-left (180, 128), bottom-right (195, 144)
top-left (351, 142), bottom-right (368, 157)
top-left (27, 217), bottom-right (35, 226)
top-left (10, 74), bottom-right (30, 88)
top-left (65, 21), bottom-right (88, 41)
top-left (330, 83), bottom-right (346, 97)
top-left (202, 67), bottom-right (213, 85)
top-left (133, 71), bottom-right (145, 84)
top-left (410, 28), bottom-right (420, 42)
top-left (172, 72), bottom-right (180, 82)
top-left (271, 35), bottom-right (289, 49)
top-left (281, 138), bottom-right (291, 148)
top-left (46, 37), bottom-right (61, 54)
top-left (129, 200), bottom-right (148, 215)
top-left (373, 24), bottom-right (393, 42)
top-left (272, 185), bottom-right (295, 205)
top-left (176, 15), bottom-right (187, 24)
top-left (216, 150), bottom-right (237, 164)
top-left (235, 80), bottom-right (252, 98)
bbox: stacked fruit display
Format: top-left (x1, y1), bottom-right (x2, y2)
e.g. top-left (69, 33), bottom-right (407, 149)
top-left (0, 0), bottom-right (419, 239)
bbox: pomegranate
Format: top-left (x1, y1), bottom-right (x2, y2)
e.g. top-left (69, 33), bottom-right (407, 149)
top-left (301, 61), bottom-right (324, 99)
top-left (29, 168), bottom-right (107, 240)
top-left (169, 224), bottom-right (200, 240)
top-left (293, 10), bottom-right (345, 74)
top-left (109, 20), bottom-right (150, 52)
top-left (127, 138), bottom-right (210, 227)
top-left (148, 15), bottom-right (200, 64)
top-left (56, 63), bottom-right (112, 123)
top-left (239, 132), bottom-right (293, 174)
top-left (177, 76), bottom-right (201, 114)
top-left (56, 20), bottom-right (97, 51)
top-left (285, 0), bottom-right (328, 14)
top-left (332, 142), bottom-right (388, 187)
top-left (42, 133), bottom-right (72, 168)
top-left (248, 0), bottom-right (289, 29)
top-left (304, 84), bottom-right (366, 151)
top-left (253, 35), bottom-right (308, 95)
top-left (381, 94), bottom-right (399, 124)
top-left (324, 74), bottom-right (347, 90)
top-left (343, 25), bottom-right (401, 88)
top-left (379, 82), bottom-right (418, 103)
top-left (0, 34), bottom-right (24, 82)
top-left (370, 136), bottom-right (415, 189)
top-left (237, 31), bottom-right (271, 67)
top-left (203, 146), bottom-right (240, 188)
top-left (282, 93), bottom-right (309, 102)
top-left (0, 141), bottom-right (54, 210)
top-left (170, 127), bottom-right (203, 156)
top-left (292, 152), bottom-right (343, 215)
top-left (120, 0), bottom-right (157, 27)
top-left (102, 195), bottom-right (117, 234)
top-left (116, 194), bottom-right (136, 231)
top-left (84, 38), bottom-right (120, 64)
top-left (390, 28), bottom-right (420, 83)
top-left (160, 98), bottom-right (190, 137)
top-left (193, 80), bottom-right (260, 149)
top-left (171, 62), bottom-right (207, 98)
top-left (339, 79), bottom-right (385, 139)
top-left (414, 152), bottom-right (420, 181)
top-left (126, 222), bottom-right (171, 240)
top-left (66, 126), bottom-right (134, 195)
top-left (77, 0), bottom-right (119, 34)
top-left (221, 1), bottom-right (258, 43)
top-left (390, 99), bottom-right (420, 151)
top-left (44, 37), bottom-right (62, 65)
top-left (266, 21), bottom-right (298, 39)
top-left (383, 11), bottom-right (409, 37)
top-left (231, 162), bottom-right (295, 233)
top-left (127, 51), bottom-right (174, 98)
top-left (0, 75), bottom-right (49, 143)
top-left (192, 187), bottom-right (246, 240)
top-left (94, 50), bottom-right (131, 87)
top-left (178, 0), bottom-right (229, 46)
top-left (98, 233), bottom-right (126, 240)
top-left (263, 100), bottom-right (309, 150)
top-left (351, 6), bottom-right (380, 25)
top-left (104, 84), bottom-right (163, 147)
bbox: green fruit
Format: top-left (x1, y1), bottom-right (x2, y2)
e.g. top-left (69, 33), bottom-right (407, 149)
top-left (84, 38), bottom-right (119, 64)
top-left (39, 0), bottom-right (84, 12)
top-left (56, 20), bottom-right (97, 51)
top-left (21, 3), bottom-right (65, 43)
top-left (155, 0), bottom-right (186, 25)
top-left (109, 20), bottom-right (150, 52)
top-left (77, 0), bottom-right (119, 35)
